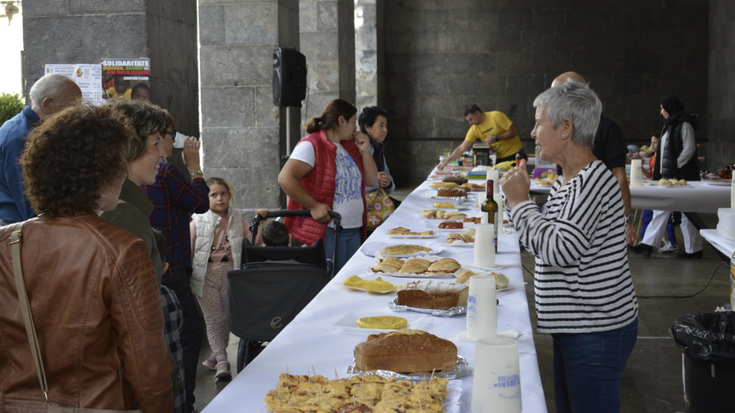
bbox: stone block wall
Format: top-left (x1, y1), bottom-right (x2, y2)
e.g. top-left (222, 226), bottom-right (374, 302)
top-left (383, 0), bottom-right (710, 186)
top-left (300, 0), bottom-right (355, 123)
top-left (708, 0), bottom-right (735, 172)
top-left (23, 1), bottom-right (198, 136)
top-left (147, 0), bottom-right (199, 136)
top-left (355, 0), bottom-right (385, 110)
top-left (198, 0), bottom-right (299, 210)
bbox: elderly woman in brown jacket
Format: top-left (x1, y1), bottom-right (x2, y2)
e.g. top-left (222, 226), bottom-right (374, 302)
top-left (0, 104), bottom-right (173, 412)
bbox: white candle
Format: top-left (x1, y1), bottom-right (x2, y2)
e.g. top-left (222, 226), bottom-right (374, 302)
top-left (731, 177), bottom-right (735, 209)
top-left (487, 170), bottom-right (500, 189)
top-left (471, 337), bottom-right (522, 413)
top-left (494, 192), bottom-right (504, 234)
top-left (473, 224), bottom-right (495, 268)
top-left (630, 159), bottom-right (643, 188)
top-left (466, 275), bottom-right (497, 340)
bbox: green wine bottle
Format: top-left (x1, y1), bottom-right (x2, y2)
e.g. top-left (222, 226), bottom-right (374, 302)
top-left (481, 179), bottom-right (499, 252)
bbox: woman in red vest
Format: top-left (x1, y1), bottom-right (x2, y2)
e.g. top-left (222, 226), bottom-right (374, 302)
top-left (278, 99), bottom-right (378, 274)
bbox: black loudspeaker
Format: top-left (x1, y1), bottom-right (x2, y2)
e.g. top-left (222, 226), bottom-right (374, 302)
top-left (272, 47), bottom-right (307, 107)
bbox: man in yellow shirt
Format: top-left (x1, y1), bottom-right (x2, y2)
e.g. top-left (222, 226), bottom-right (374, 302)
top-left (438, 105), bottom-right (525, 170)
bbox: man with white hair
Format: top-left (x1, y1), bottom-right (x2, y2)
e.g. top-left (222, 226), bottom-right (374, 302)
top-left (0, 73), bottom-right (82, 225)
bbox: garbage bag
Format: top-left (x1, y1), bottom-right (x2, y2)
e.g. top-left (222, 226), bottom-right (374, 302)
top-left (670, 312), bottom-right (735, 367)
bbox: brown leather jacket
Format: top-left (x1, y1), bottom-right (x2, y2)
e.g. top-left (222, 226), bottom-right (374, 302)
top-left (0, 213), bottom-right (173, 413)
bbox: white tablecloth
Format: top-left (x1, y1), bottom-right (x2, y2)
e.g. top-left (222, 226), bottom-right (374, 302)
top-left (531, 180), bottom-right (730, 214)
top-left (202, 180), bottom-right (548, 412)
top-left (701, 229), bottom-right (735, 258)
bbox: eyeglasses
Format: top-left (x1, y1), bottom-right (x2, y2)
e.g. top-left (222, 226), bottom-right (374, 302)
top-left (165, 130), bottom-right (178, 142)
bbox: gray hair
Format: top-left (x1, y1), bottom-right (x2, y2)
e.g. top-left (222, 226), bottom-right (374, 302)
top-left (533, 79), bottom-right (602, 147)
top-left (29, 73), bottom-right (76, 110)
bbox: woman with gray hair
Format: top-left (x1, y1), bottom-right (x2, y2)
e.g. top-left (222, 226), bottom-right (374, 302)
top-left (500, 80), bottom-right (638, 413)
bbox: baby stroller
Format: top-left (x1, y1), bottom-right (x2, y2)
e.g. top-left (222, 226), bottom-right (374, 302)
top-left (226, 209), bottom-right (341, 372)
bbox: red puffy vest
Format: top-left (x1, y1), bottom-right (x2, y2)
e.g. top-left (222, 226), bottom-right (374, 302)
top-left (285, 130), bottom-right (368, 245)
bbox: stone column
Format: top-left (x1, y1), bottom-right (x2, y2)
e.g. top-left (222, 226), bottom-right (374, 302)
top-left (22, 0), bottom-right (198, 134)
top-left (198, 0), bottom-right (299, 209)
top-left (355, 0), bottom-right (384, 110)
top-left (300, 0), bottom-right (356, 122)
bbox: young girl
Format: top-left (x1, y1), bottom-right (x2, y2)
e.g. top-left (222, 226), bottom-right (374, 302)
top-left (190, 177), bottom-right (267, 379)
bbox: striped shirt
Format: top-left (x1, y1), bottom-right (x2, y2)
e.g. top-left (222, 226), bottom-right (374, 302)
top-left (510, 160), bottom-right (638, 334)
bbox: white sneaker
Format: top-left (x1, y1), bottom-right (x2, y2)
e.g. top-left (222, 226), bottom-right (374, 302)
top-left (658, 241), bottom-right (679, 254)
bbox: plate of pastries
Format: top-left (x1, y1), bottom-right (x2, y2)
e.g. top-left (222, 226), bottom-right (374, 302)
top-left (368, 256), bottom-right (460, 278)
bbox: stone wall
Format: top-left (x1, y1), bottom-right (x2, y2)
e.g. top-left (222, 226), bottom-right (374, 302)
top-left (355, 0), bottom-right (385, 110)
top-left (300, 0), bottom-right (355, 122)
top-left (22, 1), bottom-right (198, 135)
top-left (198, 0), bottom-right (299, 209)
top-left (383, 0), bottom-right (710, 186)
top-left (708, 0), bottom-right (735, 172)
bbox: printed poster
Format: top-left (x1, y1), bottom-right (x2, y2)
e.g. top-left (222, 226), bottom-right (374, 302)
top-left (44, 63), bottom-right (104, 106)
top-left (101, 58), bottom-right (150, 101)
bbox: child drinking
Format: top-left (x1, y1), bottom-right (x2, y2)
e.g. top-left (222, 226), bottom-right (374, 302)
top-left (190, 177), bottom-right (267, 379)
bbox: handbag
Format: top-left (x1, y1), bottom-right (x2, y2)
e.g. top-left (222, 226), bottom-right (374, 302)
top-left (365, 187), bottom-right (395, 230)
top-left (9, 221), bottom-right (142, 413)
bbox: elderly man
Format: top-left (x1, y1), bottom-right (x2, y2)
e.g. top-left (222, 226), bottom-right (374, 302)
top-left (0, 74), bottom-right (81, 226)
top-left (551, 72), bottom-right (635, 244)
top-left (438, 105), bottom-right (526, 170)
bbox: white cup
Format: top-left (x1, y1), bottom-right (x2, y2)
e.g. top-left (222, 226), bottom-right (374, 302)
top-left (471, 337), bottom-right (522, 413)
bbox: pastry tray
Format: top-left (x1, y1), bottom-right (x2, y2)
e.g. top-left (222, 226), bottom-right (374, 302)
top-left (347, 356), bottom-right (471, 381)
top-left (388, 298), bottom-right (467, 317)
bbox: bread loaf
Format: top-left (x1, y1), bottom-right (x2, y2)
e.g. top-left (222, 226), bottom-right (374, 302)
top-left (354, 329), bottom-right (457, 373)
top-left (397, 280), bottom-right (468, 309)
top-left (442, 176), bottom-right (468, 185)
top-left (437, 188), bottom-right (466, 198)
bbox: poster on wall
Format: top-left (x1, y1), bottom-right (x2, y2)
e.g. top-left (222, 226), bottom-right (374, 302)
top-left (101, 58), bottom-right (150, 101)
top-left (44, 64), bottom-right (104, 106)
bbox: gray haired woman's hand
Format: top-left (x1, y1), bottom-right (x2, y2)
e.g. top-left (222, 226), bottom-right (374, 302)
top-left (499, 159), bottom-right (530, 209)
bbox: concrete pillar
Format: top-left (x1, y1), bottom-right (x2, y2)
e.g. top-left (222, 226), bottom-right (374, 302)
top-left (355, 0), bottom-right (384, 110)
top-left (198, 0), bottom-right (299, 209)
top-left (22, 0), bottom-right (199, 135)
top-left (300, 0), bottom-right (356, 121)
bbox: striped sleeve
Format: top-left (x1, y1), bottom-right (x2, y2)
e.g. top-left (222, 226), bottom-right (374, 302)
top-left (510, 161), bottom-right (638, 333)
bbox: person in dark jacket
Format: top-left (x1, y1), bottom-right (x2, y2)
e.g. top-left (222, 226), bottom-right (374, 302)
top-left (629, 95), bottom-right (703, 258)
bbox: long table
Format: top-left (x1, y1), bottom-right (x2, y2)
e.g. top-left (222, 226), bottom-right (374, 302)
top-left (531, 180), bottom-right (729, 214)
top-left (203, 180), bottom-right (547, 412)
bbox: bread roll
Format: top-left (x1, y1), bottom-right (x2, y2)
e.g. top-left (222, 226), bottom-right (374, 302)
top-left (398, 258), bottom-right (431, 274)
top-left (354, 329), bottom-right (457, 373)
top-left (426, 258), bottom-right (461, 274)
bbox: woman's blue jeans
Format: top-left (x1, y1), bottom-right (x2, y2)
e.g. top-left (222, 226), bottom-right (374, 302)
top-left (324, 227), bottom-right (361, 276)
top-left (552, 318), bottom-right (638, 413)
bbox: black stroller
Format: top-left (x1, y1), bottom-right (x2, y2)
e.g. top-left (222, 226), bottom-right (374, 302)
top-left (226, 209), bottom-right (341, 372)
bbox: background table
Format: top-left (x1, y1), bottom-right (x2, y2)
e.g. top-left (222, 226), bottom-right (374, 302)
top-left (203, 179), bottom-right (547, 412)
top-left (531, 181), bottom-right (730, 214)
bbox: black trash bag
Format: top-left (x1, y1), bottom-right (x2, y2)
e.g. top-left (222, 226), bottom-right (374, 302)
top-left (670, 312), bottom-right (735, 367)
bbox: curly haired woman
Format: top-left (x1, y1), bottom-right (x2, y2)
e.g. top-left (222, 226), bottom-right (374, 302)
top-left (0, 104), bottom-right (173, 412)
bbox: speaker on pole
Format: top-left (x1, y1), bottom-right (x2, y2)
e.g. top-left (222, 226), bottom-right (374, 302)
top-left (272, 47), bottom-right (307, 107)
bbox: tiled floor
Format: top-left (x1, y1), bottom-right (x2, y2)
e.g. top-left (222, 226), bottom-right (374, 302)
top-left (191, 188), bottom-right (730, 412)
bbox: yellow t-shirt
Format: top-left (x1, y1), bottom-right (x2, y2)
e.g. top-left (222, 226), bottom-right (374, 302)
top-left (465, 111), bottom-right (522, 159)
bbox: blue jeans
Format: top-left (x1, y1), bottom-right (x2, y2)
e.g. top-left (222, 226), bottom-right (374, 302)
top-left (552, 318), bottom-right (638, 413)
top-left (324, 227), bottom-right (362, 276)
